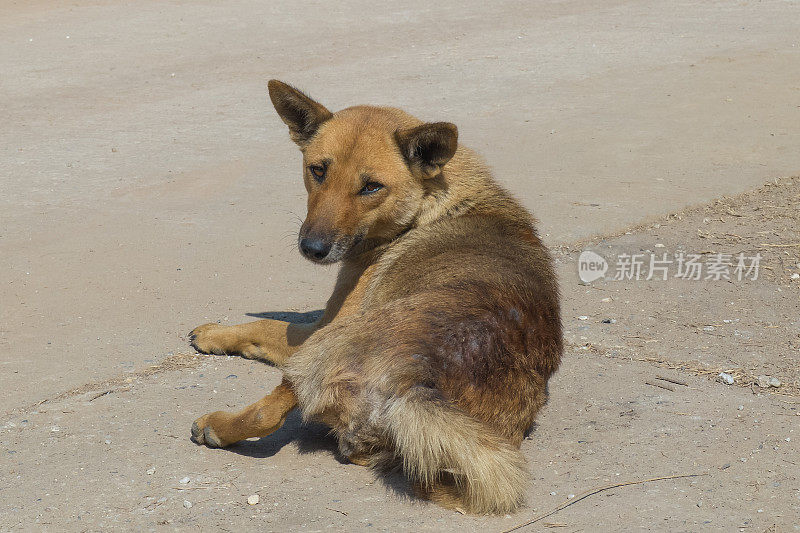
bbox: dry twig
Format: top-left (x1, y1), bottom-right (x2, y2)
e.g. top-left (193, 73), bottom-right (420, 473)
top-left (501, 473), bottom-right (707, 533)
top-left (646, 381), bottom-right (675, 392)
top-left (656, 375), bottom-right (689, 387)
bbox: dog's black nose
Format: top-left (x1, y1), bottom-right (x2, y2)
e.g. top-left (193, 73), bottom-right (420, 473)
top-left (299, 238), bottom-right (331, 261)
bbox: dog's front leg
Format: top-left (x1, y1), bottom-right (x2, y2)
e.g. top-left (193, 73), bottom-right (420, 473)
top-left (191, 378), bottom-right (297, 448)
top-left (189, 319), bottom-right (316, 366)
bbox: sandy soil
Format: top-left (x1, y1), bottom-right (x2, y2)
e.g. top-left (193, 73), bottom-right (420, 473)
top-left (1, 1), bottom-right (799, 531)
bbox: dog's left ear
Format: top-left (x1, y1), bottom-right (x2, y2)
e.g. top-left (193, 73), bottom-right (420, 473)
top-left (268, 80), bottom-right (333, 146)
top-left (395, 122), bottom-right (458, 179)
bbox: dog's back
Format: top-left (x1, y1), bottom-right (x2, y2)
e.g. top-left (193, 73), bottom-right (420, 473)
top-left (366, 204), bottom-right (562, 438)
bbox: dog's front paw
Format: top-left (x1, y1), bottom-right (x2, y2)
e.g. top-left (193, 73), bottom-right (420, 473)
top-left (191, 411), bottom-right (233, 448)
top-left (189, 323), bottom-right (232, 355)
top-left (188, 323), bottom-right (267, 360)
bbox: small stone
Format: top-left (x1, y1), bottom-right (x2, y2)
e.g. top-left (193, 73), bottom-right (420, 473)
top-left (655, 243), bottom-right (665, 248)
top-left (50, 426), bottom-right (60, 432)
top-left (601, 297), bottom-right (612, 303)
top-left (183, 500), bottom-right (192, 509)
top-left (768, 377), bottom-right (781, 388)
top-left (791, 273), bottom-right (799, 280)
top-left (718, 372), bottom-right (735, 385)
top-left (697, 501), bottom-right (703, 508)
top-left (577, 316), bottom-right (589, 321)
top-left (737, 405), bottom-right (744, 411)
top-left (567, 494), bottom-right (575, 499)
top-left (549, 491), bottom-right (557, 496)
top-left (146, 467), bottom-right (156, 475)
top-left (756, 375), bottom-right (770, 388)
top-left (179, 476), bottom-right (190, 484)
top-left (703, 326), bottom-right (715, 331)
top-left (601, 318), bottom-right (616, 324)
top-left (104, 439), bottom-right (111, 445)
top-left (247, 494), bottom-right (260, 505)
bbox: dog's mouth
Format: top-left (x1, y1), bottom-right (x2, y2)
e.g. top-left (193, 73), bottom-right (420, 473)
top-left (298, 233), bottom-right (364, 265)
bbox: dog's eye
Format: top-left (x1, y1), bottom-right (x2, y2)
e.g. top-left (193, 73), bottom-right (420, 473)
top-left (359, 182), bottom-right (384, 195)
top-left (308, 165), bottom-right (326, 182)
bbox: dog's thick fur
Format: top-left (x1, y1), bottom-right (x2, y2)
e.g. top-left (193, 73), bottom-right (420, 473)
top-left (189, 81), bottom-right (562, 514)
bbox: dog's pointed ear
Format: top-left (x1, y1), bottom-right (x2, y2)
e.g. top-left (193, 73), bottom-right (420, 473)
top-left (268, 80), bottom-right (333, 146)
top-left (394, 122), bottom-right (458, 179)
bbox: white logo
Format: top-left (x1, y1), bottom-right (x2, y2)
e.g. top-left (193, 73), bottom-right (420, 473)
top-left (578, 250), bottom-right (608, 283)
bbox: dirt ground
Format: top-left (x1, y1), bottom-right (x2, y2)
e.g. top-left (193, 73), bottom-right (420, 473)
top-left (2, 1), bottom-right (799, 532)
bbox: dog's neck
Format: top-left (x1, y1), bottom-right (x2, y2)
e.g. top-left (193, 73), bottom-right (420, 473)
top-left (414, 146), bottom-right (530, 229)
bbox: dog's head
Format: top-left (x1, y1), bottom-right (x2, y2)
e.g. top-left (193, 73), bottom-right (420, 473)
top-left (268, 80), bottom-right (458, 264)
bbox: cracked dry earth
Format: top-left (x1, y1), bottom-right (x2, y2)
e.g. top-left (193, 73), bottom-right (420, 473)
top-left (1, 177), bottom-right (799, 532)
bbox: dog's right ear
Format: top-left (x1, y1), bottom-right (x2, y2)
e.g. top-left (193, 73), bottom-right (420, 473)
top-left (268, 80), bottom-right (333, 146)
top-left (395, 122), bottom-right (458, 179)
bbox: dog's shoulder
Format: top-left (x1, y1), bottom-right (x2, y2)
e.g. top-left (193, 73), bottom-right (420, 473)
top-left (362, 204), bottom-right (554, 310)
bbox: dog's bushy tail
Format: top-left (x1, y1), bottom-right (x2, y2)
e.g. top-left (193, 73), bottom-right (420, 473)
top-left (383, 388), bottom-right (528, 514)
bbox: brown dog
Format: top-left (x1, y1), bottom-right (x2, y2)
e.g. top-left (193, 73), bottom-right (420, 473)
top-left (189, 80), bottom-right (562, 514)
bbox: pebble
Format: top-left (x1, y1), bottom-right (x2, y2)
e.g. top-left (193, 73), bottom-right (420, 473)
top-left (718, 372), bottom-right (735, 385)
top-left (577, 316), bottom-right (589, 321)
top-left (791, 273), bottom-right (799, 280)
top-left (183, 500), bottom-right (192, 509)
top-left (703, 326), bottom-right (715, 331)
top-left (247, 494), bottom-right (260, 505)
top-left (601, 318), bottom-right (616, 324)
top-left (655, 243), bottom-right (665, 248)
top-left (768, 377), bottom-right (781, 388)
top-left (146, 467), bottom-right (156, 475)
top-left (550, 491), bottom-right (557, 496)
top-left (601, 297), bottom-right (612, 303)
top-left (737, 405), bottom-right (744, 411)
top-left (179, 476), bottom-right (190, 484)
